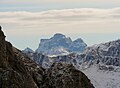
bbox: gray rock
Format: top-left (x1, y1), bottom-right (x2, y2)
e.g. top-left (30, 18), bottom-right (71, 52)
top-left (35, 33), bottom-right (87, 55)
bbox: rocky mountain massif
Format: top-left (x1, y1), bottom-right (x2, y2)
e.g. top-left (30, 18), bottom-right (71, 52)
top-left (82, 40), bottom-right (120, 66)
top-left (24, 39), bottom-right (120, 69)
top-left (50, 39), bottom-right (120, 88)
top-left (23, 33), bottom-right (87, 68)
top-left (24, 35), bottom-right (120, 88)
top-left (87, 39), bottom-right (120, 66)
top-left (0, 26), bottom-right (94, 88)
top-left (35, 33), bottom-right (87, 55)
top-left (80, 39), bottom-right (120, 88)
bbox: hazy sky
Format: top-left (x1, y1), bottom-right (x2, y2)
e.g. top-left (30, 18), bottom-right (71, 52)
top-left (0, 0), bottom-right (120, 50)
top-left (1, 0), bottom-right (120, 11)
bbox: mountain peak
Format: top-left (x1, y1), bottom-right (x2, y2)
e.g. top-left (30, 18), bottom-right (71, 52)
top-left (23, 47), bottom-right (34, 53)
top-left (52, 33), bottom-right (66, 39)
top-left (0, 26), bottom-right (6, 38)
top-left (74, 38), bottom-right (84, 43)
top-left (35, 33), bottom-right (87, 55)
top-left (0, 26), bottom-right (7, 68)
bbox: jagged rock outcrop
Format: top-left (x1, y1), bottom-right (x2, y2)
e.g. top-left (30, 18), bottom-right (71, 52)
top-left (23, 47), bottom-right (34, 54)
top-left (43, 62), bottom-right (94, 88)
top-left (35, 33), bottom-right (87, 55)
top-left (81, 39), bottom-right (120, 66)
top-left (23, 49), bottom-right (49, 68)
top-left (0, 26), bottom-right (44, 88)
top-left (0, 26), bottom-right (94, 88)
top-left (0, 26), bottom-right (8, 68)
top-left (69, 38), bottom-right (87, 53)
top-left (23, 50), bottom-right (78, 69)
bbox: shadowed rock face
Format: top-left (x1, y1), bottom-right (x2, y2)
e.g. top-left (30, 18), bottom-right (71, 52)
top-left (43, 62), bottom-right (94, 88)
top-left (0, 26), bottom-right (44, 88)
top-left (0, 26), bottom-right (94, 88)
top-left (0, 26), bottom-right (8, 68)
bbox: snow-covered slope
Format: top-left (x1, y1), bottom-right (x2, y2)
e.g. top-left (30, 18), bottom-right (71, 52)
top-left (80, 40), bottom-right (120, 88)
top-left (82, 39), bottom-right (120, 66)
top-left (35, 33), bottom-right (87, 55)
top-left (82, 65), bottom-right (120, 88)
top-left (42, 46), bottom-right (70, 56)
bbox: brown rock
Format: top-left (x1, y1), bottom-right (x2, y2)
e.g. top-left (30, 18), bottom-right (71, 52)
top-left (43, 62), bottom-right (94, 88)
top-left (0, 26), bottom-right (8, 68)
top-left (0, 26), bottom-right (44, 88)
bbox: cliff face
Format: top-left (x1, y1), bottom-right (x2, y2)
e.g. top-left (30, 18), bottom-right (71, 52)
top-left (35, 33), bottom-right (87, 55)
top-left (0, 26), bottom-right (94, 88)
top-left (0, 26), bottom-right (44, 88)
top-left (0, 26), bottom-right (7, 68)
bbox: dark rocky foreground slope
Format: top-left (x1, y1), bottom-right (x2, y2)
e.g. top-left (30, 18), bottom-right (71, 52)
top-left (0, 26), bottom-right (44, 88)
top-left (43, 62), bottom-right (94, 88)
top-left (0, 26), bottom-right (94, 88)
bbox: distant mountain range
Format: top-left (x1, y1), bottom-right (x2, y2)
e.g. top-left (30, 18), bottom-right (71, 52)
top-left (23, 34), bottom-right (120, 68)
top-left (24, 33), bottom-right (87, 56)
top-left (23, 36), bottom-right (120, 88)
top-left (24, 39), bottom-right (120, 68)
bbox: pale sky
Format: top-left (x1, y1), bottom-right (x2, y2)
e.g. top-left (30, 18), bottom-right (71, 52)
top-left (0, 0), bottom-right (120, 50)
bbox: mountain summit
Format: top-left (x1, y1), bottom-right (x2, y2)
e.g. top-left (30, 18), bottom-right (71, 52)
top-left (52, 33), bottom-right (66, 39)
top-left (35, 33), bottom-right (87, 55)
